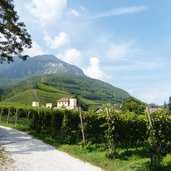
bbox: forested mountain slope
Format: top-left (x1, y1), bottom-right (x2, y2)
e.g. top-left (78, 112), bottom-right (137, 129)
top-left (0, 74), bottom-right (130, 106)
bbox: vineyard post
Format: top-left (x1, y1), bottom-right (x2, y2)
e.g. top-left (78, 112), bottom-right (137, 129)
top-left (146, 106), bottom-right (162, 170)
top-left (15, 109), bottom-right (18, 125)
top-left (106, 107), bottom-right (110, 119)
top-left (105, 106), bottom-right (117, 158)
top-left (0, 108), bottom-right (2, 123)
top-left (79, 107), bottom-right (86, 145)
top-left (27, 110), bottom-right (30, 124)
top-left (147, 107), bottom-right (152, 126)
top-left (7, 108), bottom-right (11, 124)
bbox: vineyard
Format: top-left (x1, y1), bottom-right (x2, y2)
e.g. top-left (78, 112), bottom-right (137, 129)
top-left (0, 104), bottom-right (171, 170)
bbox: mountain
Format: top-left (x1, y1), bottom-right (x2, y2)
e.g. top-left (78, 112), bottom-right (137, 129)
top-left (0, 55), bottom-right (84, 85)
top-left (0, 54), bottom-right (130, 107)
top-left (0, 74), bottom-right (130, 108)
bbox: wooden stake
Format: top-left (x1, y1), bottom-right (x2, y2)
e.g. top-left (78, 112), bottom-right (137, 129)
top-left (147, 107), bottom-right (152, 126)
top-left (105, 107), bottom-right (112, 120)
top-left (0, 108), bottom-right (2, 123)
top-left (15, 109), bottom-right (18, 125)
top-left (7, 108), bottom-right (10, 124)
top-left (79, 107), bottom-right (85, 145)
top-left (27, 111), bottom-right (30, 124)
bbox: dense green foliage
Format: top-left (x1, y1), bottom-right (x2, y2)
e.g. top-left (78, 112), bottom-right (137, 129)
top-left (1, 104), bottom-right (171, 170)
top-left (0, 0), bottom-right (32, 63)
top-left (122, 97), bottom-right (146, 114)
top-left (0, 105), bottom-right (147, 146)
top-left (43, 74), bottom-right (130, 103)
top-left (105, 109), bottom-right (147, 160)
top-left (147, 111), bottom-right (171, 170)
top-left (0, 74), bottom-right (130, 107)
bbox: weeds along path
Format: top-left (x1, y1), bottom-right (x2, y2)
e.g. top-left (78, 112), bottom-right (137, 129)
top-left (0, 126), bottom-right (102, 171)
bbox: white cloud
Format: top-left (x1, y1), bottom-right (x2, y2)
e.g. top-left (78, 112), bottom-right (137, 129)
top-left (127, 89), bottom-right (134, 94)
top-left (139, 94), bottom-right (156, 104)
top-left (84, 57), bottom-right (110, 81)
top-left (80, 6), bottom-right (85, 11)
top-left (90, 57), bottom-right (99, 65)
top-left (135, 84), bottom-right (171, 105)
top-left (90, 36), bottom-right (139, 61)
top-left (58, 48), bottom-right (82, 66)
top-left (106, 41), bottom-right (136, 60)
top-left (23, 41), bottom-right (47, 57)
top-left (69, 9), bottom-right (80, 17)
top-left (26, 0), bottom-right (67, 25)
top-left (44, 32), bottom-right (70, 49)
top-left (112, 62), bottom-right (159, 71)
top-left (92, 6), bottom-right (147, 19)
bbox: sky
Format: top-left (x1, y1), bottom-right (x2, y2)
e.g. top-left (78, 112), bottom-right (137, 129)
top-left (13, 0), bottom-right (171, 105)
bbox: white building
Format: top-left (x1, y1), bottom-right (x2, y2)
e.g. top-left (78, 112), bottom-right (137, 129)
top-left (57, 98), bottom-right (77, 110)
top-left (46, 103), bottom-right (52, 108)
top-left (57, 98), bottom-right (70, 108)
top-left (32, 101), bottom-right (39, 107)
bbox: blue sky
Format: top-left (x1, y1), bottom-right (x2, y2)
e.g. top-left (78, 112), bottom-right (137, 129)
top-left (13, 0), bottom-right (171, 105)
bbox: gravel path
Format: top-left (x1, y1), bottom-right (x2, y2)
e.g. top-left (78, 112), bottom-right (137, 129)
top-left (0, 126), bottom-right (102, 171)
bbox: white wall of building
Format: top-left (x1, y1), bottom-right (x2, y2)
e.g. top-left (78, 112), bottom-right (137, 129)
top-left (32, 101), bottom-right (39, 107)
top-left (57, 98), bottom-right (77, 110)
top-left (70, 98), bottom-right (77, 107)
top-left (46, 103), bottom-right (52, 108)
top-left (57, 101), bottom-right (69, 108)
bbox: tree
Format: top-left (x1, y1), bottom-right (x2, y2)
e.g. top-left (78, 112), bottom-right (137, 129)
top-left (121, 97), bottom-right (146, 114)
top-left (163, 101), bottom-right (167, 109)
top-left (0, 0), bottom-right (32, 63)
top-left (74, 96), bottom-right (89, 111)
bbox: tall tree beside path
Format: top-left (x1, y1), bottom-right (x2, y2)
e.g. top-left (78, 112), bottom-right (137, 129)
top-left (0, 0), bottom-right (32, 63)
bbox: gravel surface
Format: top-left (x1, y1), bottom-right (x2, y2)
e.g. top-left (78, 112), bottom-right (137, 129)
top-left (0, 126), bottom-right (102, 171)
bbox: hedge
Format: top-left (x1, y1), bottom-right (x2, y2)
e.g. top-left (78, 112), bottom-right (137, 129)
top-left (0, 105), bottom-right (171, 149)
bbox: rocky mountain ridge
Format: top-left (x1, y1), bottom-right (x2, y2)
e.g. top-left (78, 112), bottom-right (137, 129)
top-left (0, 55), bottom-right (85, 85)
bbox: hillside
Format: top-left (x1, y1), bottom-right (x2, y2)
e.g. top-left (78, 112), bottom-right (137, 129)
top-left (0, 55), bottom-right (130, 107)
top-left (0, 74), bottom-right (130, 107)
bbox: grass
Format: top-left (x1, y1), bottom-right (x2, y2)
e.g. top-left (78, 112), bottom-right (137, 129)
top-left (0, 146), bottom-right (12, 169)
top-left (1, 122), bottom-right (171, 171)
top-left (0, 102), bottom-right (29, 108)
top-left (3, 89), bottom-right (36, 105)
top-left (57, 145), bottom-right (149, 171)
top-left (0, 147), bottom-right (6, 161)
top-left (2, 83), bottom-right (73, 107)
top-left (1, 74), bottom-right (130, 109)
top-left (37, 83), bottom-right (68, 94)
top-left (1, 86), bottom-right (108, 110)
